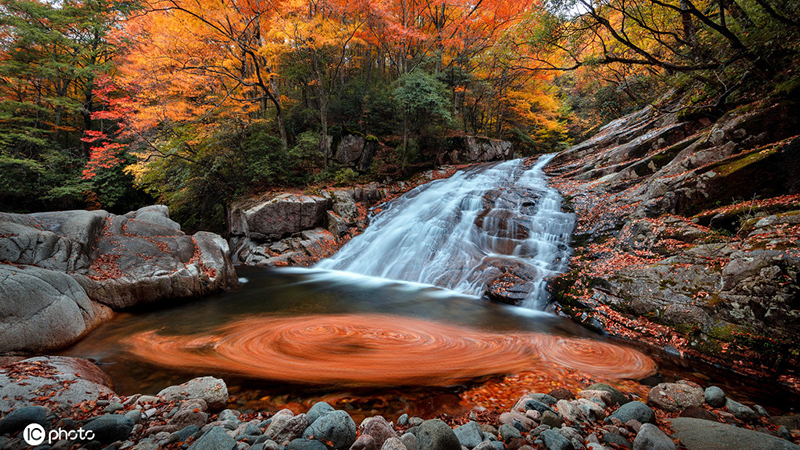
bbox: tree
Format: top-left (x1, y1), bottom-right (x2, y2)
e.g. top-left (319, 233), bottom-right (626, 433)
top-left (392, 70), bottom-right (452, 165)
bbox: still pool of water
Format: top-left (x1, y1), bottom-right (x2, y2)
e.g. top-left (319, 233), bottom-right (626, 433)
top-left (58, 266), bottom-right (798, 420)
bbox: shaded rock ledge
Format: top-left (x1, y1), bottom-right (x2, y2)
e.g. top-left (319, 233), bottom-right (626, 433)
top-left (0, 205), bottom-right (238, 353)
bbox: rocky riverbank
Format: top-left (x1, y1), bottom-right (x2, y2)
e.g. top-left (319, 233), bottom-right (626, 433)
top-left (1, 356), bottom-right (799, 450)
top-left (545, 97), bottom-right (800, 386)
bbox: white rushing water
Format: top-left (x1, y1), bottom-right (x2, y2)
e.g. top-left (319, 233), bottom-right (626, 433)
top-left (316, 155), bottom-right (575, 308)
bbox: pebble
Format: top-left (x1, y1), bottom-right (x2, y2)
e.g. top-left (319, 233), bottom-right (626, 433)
top-left (416, 419), bottom-right (461, 450)
top-left (600, 432), bottom-right (630, 449)
top-left (632, 424), bottom-right (674, 450)
top-left (453, 421), bottom-right (484, 449)
top-left (609, 402), bottom-right (655, 425)
top-left (704, 386), bottom-right (726, 408)
top-left (725, 398), bottom-right (759, 422)
top-left (540, 411), bottom-right (563, 428)
top-left (398, 414), bottom-right (409, 427)
top-left (401, 432), bottom-right (417, 450)
top-left (499, 424), bottom-right (522, 441)
top-left (104, 402), bottom-right (124, 414)
top-left (539, 429), bottom-right (573, 450)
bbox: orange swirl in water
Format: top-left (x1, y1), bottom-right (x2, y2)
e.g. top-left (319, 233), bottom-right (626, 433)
top-left (129, 314), bottom-right (654, 386)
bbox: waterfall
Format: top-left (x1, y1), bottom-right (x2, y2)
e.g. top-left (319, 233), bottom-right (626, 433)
top-left (316, 155), bottom-right (575, 308)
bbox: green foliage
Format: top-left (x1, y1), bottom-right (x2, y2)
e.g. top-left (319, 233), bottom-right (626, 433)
top-left (392, 71), bottom-right (453, 134)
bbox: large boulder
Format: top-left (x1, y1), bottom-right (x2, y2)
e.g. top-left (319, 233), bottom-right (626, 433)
top-left (0, 356), bottom-right (114, 413)
top-left (437, 137), bottom-right (513, 165)
top-left (228, 194), bottom-right (331, 240)
top-left (157, 376), bottom-right (229, 411)
top-left (669, 417), bottom-right (800, 450)
top-left (0, 265), bottom-right (111, 353)
top-left (334, 135), bottom-right (378, 171)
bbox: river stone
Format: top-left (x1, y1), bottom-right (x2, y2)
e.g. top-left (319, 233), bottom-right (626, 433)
top-left (679, 406), bottom-right (717, 422)
top-left (601, 432), bottom-right (631, 449)
top-left (303, 410), bottom-right (356, 450)
top-left (575, 398), bottom-right (606, 421)
top-left (0, 406), bottom-right (48, 435)
top-left (401, 433), bottom-right (417, 450)
top-left (610, 402), bottom-right (655, 424)
top-left (531, 393), bottom-right (559, 405)
top-left (540, 429), bottom-right (574, 450)
top-left (453, 422), bottom-right (484, 449)
top-left (272, 414), bottom-right (309, 444)
top-left (632, 424), bottom-right (674, 450)
top-left (189, 427), bottom-right (236, 450)
top-left (725, 399), bottom-right (758, 422)
top-left (669, 417), bottom-right (800, 450)
top-left (647, 381), bottom-right (704, 412)
top-left (416, 419), bottom-right (461, 450)
top-left (352, 434), bottom-right (377, 450)
top-left (0, 264), bottom-right (110, 353)
top-left (704, 386), bottom-right (725, 407)
top-left (158, 377), bottom-right (228, 411)
top-left (586, 384), bottom-right (628, 405)
top-left (382, 437), bottom-right (408, 450)
top-left (83, 414), bottom-right (135, 444)
top-left (524, 400), bottom-right (555, 415)
top-left (0, 356), bottom-right (113, 413)
top-left (361, 415), bottom-right (398, 449)
top-left (499, 424), bottom-right (522, 441)
top-left (289, 439), bottom-right (330, 450)
top-left (540, 411), bottom-right (563, 428)
top-left (772, 416), bottom-right (800, 431)
top-left (556, 400), bottom-right (585, 424)
top-left (579, 390), bottom-right (613, 407)
top-left (307, 402), bottom-right (335, 425)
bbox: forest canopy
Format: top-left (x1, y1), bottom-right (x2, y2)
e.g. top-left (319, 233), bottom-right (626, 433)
top-left (1, 0), bottom-right (798, 230)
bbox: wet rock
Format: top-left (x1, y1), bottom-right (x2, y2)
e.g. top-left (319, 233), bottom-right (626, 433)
top-left (352, 434), bottom-right (378, 450)
top-left (0, 406), bottom-right (48, 435)
top-left (539, 429), bottom-right (573, 450)
top-left (84, 414), bottom-right (135, 444)
top-left (585, 384), bottom-right (628, 405)
top-left (158, 377), bottom-right (228, 411)
top-left (647, 381), bottom-right (704, 412)
top-left (382, 437), bottom-right (408, 450)
top-left (416, 419), bottom-right (461, 450)
top-left (632, 424), bottom-right (674, 450)
top-left (453, 422), bottom-right (484, 449)
top-left (669, 417), bottom-right (800, 450)
top-left (0, 356), bottom-right (113, 413)
top-left (362, 416), bottom-right (398, 449)
top-left (499, 424), bottom-right (522, 441)
top-left (609, 402), bottom-right (655, 424)
top-left (725, 399), bottom-right (758, 422)
top-left (704, 387), bottom-right (726, 408)
top-left (303, 410), bottom-right (357, 450)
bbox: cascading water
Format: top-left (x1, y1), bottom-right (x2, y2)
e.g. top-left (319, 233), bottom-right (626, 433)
top-left (317, 155), bottom-right (575, 308)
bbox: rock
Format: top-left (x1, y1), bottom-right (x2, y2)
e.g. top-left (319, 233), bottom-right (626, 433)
top-left (647, 381), bottom-right (704, 412)
top-left (0, 265), bottom-right (110, 352)
top-left (83, 414), bottom-right (135, 444)
top-left (499, 424), bottom-right (522, 441)
top-left (0, 356), bottom-right (113, 413)
top-left (539, 429), bottom-right (574, 450)
top-left (548, 389), bottom-right (575, 401)
top-left (362, 416), bottom-right (398, 449)
top-left (772, 416), bottom-right (800, 431)
top-left (725, 399), bottom-right (759, 422)
top-left (229, 194), bottom-right (330, 239)
top-left (669, 417), bottom-right (800, 450)
top-left (585, 384), bottom-right (628, 405)
top-left (453, 422), bottom-right (484, 449)
top-left (189, 426), bottom-right (237, 450)
top-left (219, 409), bottom-right (240, 423)
top-left (524, 400), bottom-right (555, 415)
top-left (289, 438), bottom-right (332, 450)
top-left (303, 410), bottom-right (356, 450)
top-left (416, 419), bottom-right (461, 450)
top-left (632, 424), bottom-right (674, 450)
top-left (272, 414), bottom-right (308, 444)
top-left (437, 136), bottom-right (513, 165)
top-left (397, 415), bottom-right (409, 427)
top-left (158, 377), bottom-right (228, 411)
top-left (578, 390), bottom-right (613, 407)
top-left (173, 425), bottom-right (201, 442)
top-left (352, 434), bottom-right (378, 450)
top-left (401, 433), bottom-right (417, 450)
top-left (610, 402), bottom-right (655, 424)
top-left (575, 398), bottom-right (606, 421)
top-left (704, 386), bottom-right (725, 407)
top-left (679, 406), bottom-right (717, 421)
top-left (0, 406), bottom-right (48, 435)
top-left (540, 411), bottom-right (563, 428)
top-left (601, 432), bottom-right (630, 449)
top-left (332, 191), bottom-right (357, 223)
top-left (556, 400), bottom-right (585, 424)
top-left (382, 437), bottom-right (408, 450)
top-left (169, 409), bottom-right (208, 429)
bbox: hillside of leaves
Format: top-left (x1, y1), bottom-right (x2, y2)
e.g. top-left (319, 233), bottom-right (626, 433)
top-left (1, 0), bottom-right (799, 232)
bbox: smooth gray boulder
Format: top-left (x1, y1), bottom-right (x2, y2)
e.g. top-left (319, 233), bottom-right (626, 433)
top-left (416, 419), bottom-right (461, 450)
top-left (647, 381), bottom-right (704, 412)
top-left (540, 429), bottom-right (574, 450)
top-left (158, 377), bottom-right (229, 411)
top-left (189, 426), bottom-right (236, 450)
top-left (725, 398), bottom-right (759, 422)
top-left (0, 265), bottom-right (110, 352)
top-left (704, 386), bottom-right (725, 407)
top-left (610, 402), bottom-right (655, 424)
top-left (0, 356), bottom-right (113, 413)
top-left (306, 402), bottom-right (335, 425)
top-left (303, 410), bottom-right (356, 450)
top-left (83, 414), bottom-right (135, 444)
top-left (228, 194), bottom-right (330, 239)
top-left (586, 383), bottom-right (629, 405)
top-left (453, 422), bottom-right (484, 449)
top-left (632, 424), bottom-right (675, 450)
top-left (361, 416), bottom-right (398, 449)
top-left (0, 406), bottom-right (48, 435)
top-left (670, 417), bottom-right (800, 450)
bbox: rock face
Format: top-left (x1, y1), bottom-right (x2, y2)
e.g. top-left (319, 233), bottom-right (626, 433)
top-left (0, 356), bottom-right (114, 413)
top-left (0, 206), bottom-right (238, 352)
top-left (546, 97), bottom-right (800, 377)
top-left (437, 136), bottom-right (514, 165)
top-left (334, 134), bottom-right (378, 171)
top-left (669, 417), bottom-right (800, 450)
